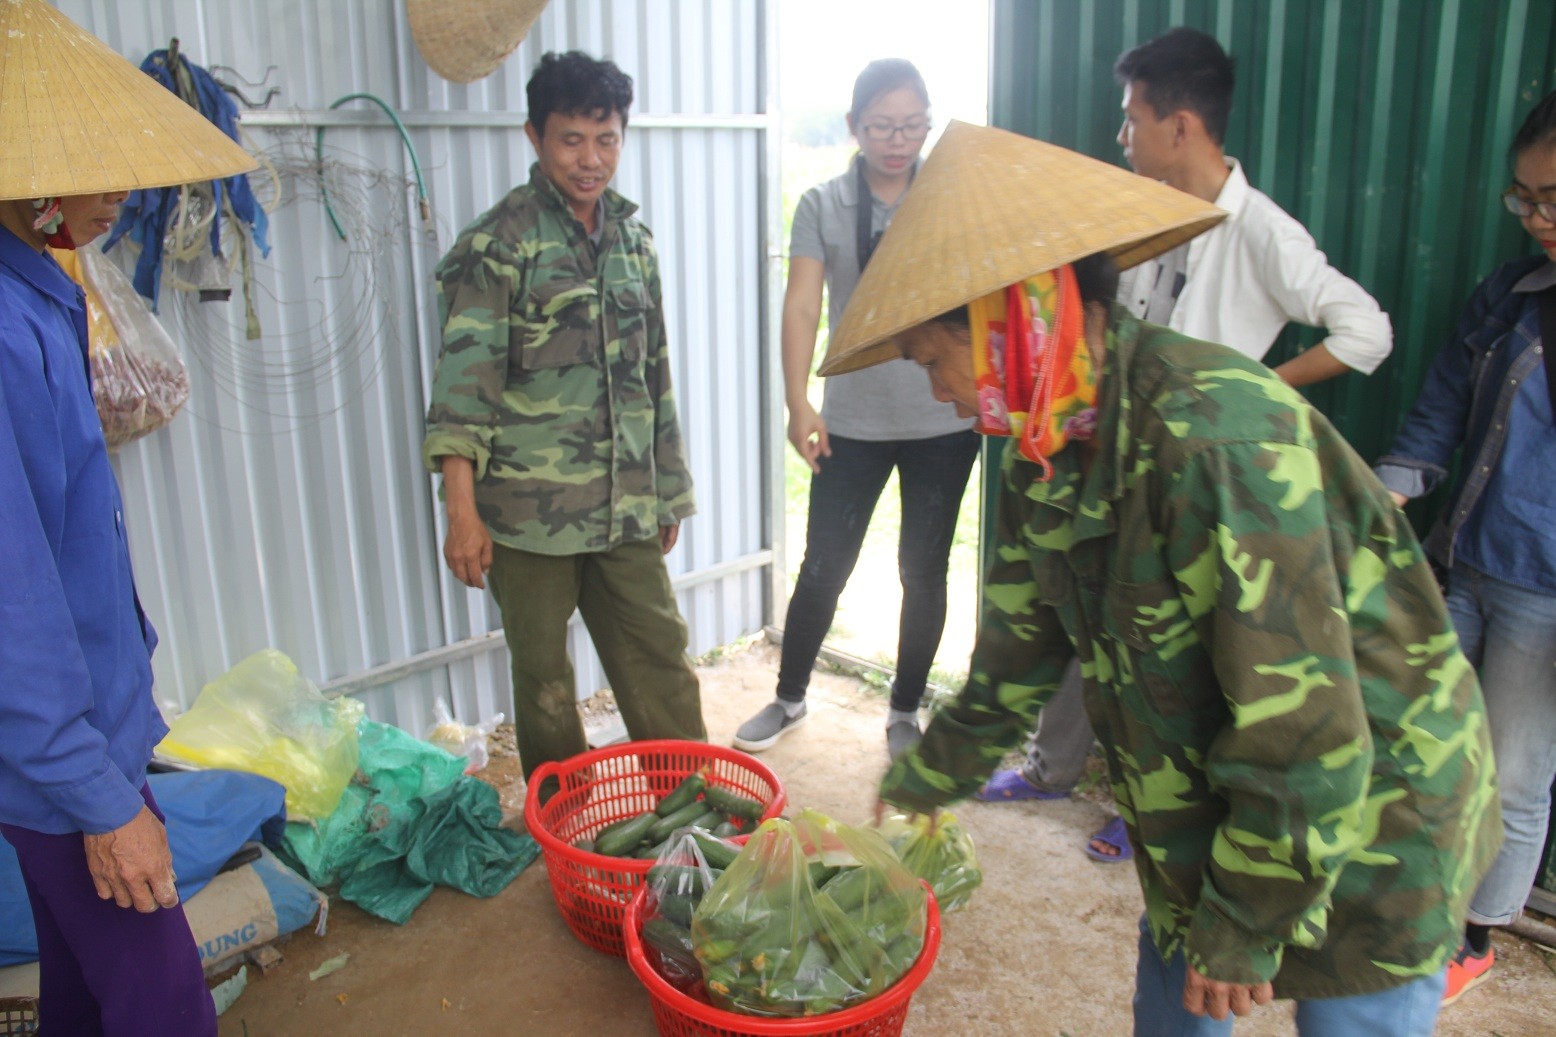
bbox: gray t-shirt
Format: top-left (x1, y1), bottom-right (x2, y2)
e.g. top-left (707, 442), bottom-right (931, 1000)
top-left (790, 163), bottom-right (973, 441)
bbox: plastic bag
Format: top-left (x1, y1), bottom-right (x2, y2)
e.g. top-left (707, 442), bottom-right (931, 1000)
top-left (871, 810), bottom-right (982, 913)
top-left (51, 246), bottom-right (191, 449)
top-left (277, 720), bottom-right (538, 925)
top-left (424, 699), bottom-right (504, 772)
top-left (691, 809), bottom-right (926, 1018)
top-left (157, 650), bottom-right (364, 822)
top-left (641, 829), bottom-right (740, 993)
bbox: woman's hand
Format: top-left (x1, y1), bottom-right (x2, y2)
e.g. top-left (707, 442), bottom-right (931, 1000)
top-left (788, 402), bottom-right (831, 473)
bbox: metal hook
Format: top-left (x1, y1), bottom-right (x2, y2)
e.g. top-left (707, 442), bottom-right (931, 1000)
top-left (217, 81), bottom-right (282, 109)
top-left (209, 64), bottom-right (279, 88)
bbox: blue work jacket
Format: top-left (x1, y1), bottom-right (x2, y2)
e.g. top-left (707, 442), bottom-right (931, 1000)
top-left (1375, 255), bottom-right (1554, 588)
top-left (0, 226), bottom-right (163, 835)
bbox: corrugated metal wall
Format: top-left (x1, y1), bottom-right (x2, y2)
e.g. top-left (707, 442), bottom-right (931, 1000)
top-left (55, 0), bottom-right (777, 733)
top-left (989, 0), bottom-right (1556, 468)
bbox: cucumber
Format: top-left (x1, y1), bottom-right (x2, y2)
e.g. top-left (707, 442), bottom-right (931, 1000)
top-left (593, 810), bottom-right (659, 857)
top-left (657, 891), bottom-right (697, 927)
top-left (806, 861), bottom-right (840, 889)
top-left (647, 863), bottom-right (716, 897)
top-left (655, 772), bottom-right (707, 816)
top-left (687, 808), bottom-right (724, 831)
top-left (688, 830), bottom-right (740, 870)
top-left (646, 801), bottom-right (709, 845)
top-left (634, 837), bottom-right (672, 859)
top-left (642, 916), bottom-right (697, 963)
top-left (702, 785), bottom-right (765, 822)
top-left (710, 821), bottom-right (740, 838)
top-left (572, 838), bottom-right (594, 853)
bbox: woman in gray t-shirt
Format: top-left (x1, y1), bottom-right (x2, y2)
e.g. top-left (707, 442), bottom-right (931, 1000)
top-left (733, 60), bottom-right (978, 760)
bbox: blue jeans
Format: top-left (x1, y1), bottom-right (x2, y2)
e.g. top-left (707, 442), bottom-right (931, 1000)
top-left (1445, 561), bottom-right (1556, 924)
top-left (777, 430), bottom-right (979, 713)
top-left (1133, 917), bottom-right (1444, 1037)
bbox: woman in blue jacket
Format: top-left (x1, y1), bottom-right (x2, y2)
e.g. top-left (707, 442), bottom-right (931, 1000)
top-left (1375, 88), bottom-right (1556, 1007)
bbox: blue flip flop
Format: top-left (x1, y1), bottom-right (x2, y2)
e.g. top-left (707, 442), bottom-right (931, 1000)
top-left (976, 769), bottom-right (1072, 802)
top-left (1084, 815), bottom-right (1133, 863)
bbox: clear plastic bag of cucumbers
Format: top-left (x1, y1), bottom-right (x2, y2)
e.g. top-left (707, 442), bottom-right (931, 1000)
top-left (689, 809), bottom-right (927, 1018)
top-left (640, 827), bottom-right (743, 992)
top-left (586, 769), bottom-right (765, 859)
top-left (870, 810), bottom-right (982, 912)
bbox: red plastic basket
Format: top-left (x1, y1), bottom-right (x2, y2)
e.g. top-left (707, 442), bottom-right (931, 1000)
top-left (524, 739), bottom-right (786, 957)
top-left (624, 883), bottom-right (941, 1037)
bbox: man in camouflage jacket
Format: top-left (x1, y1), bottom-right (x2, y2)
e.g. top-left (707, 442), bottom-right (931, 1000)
top-left (423, 51), bottom-right (704, 780)
top-left (883, 303), bottom-right (1502, 1023)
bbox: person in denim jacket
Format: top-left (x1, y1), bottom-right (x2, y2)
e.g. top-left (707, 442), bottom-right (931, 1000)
top-left (1374, 88), bottom-right (1556, 1007)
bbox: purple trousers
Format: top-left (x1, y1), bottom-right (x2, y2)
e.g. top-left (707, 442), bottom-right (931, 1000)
top-left (0, 784), bottom-right (215, 1036)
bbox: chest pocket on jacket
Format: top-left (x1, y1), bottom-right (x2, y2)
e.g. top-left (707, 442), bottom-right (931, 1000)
top-left (1102, 577), bottom-right (1199, 719)
top-left (609, 277), bottom-right (650, 363)
top-left (513, 280), bottom-right (599, 369)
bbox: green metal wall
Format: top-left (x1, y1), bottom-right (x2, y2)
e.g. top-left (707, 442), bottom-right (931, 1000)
top-left (984, 0), bottom-right (1556, 892)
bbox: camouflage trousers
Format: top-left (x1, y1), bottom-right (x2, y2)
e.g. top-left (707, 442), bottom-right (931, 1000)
top-left (488, 537), bottom-right (707, 781)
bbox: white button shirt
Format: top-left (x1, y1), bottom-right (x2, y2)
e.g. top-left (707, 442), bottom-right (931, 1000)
top-left (1118, 159), bottom-right (1393, 373)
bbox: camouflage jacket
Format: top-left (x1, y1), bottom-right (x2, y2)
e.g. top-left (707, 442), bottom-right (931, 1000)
top-left (422, 165), bottom-right (695, 555)
top-left (881, 309), bottom-right (1501, 999)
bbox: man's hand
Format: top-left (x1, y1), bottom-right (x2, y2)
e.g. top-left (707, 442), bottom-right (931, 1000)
top-left (1182, 968), bottom-right (1274, 1021)
top-left (660, 523), bottom-right (680, 554)
top-left (444, 511), bottom-right (493, 589)
top-left (83, 806), bottom-right (179, 913)
top-left (1388, 490), bottom-right (1408, 508)
top-left (787, 403), bottom-right (831, 473)
top-left (872, 798), bottom-right (938, 834)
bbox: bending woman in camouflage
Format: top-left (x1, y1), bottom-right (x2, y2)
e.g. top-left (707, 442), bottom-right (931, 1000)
top-left (822, 122), bottom-right (1501, 1037)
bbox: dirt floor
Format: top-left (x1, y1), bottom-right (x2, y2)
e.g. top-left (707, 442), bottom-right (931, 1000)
top-left (203, 640), bottom-right (1554, 1036)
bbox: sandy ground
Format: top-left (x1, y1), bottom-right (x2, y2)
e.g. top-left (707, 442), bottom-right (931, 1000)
top-left (202, 640), bottom-right (1554, 1036)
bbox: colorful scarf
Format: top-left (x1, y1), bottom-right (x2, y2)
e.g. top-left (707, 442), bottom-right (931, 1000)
top-left (968, 265), bottom-right (1098, 480)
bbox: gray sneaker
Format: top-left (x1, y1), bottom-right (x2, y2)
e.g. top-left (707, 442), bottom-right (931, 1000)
top-left (732, 701), bottom-right (807, 751)
top-left (886, 719), bottom-right (922, 760)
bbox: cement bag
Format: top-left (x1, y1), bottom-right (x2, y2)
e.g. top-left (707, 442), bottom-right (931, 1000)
top-left (158, 650), bottom-right (364, 822)
top-left (183, 844), bottom-right (326, 973)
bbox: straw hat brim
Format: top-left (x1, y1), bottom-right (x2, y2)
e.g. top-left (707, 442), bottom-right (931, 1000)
top-left (818, 121), bottom-right (1227, 376)
top-left (409, 0), bottom-right (549, 84)
top-left (0, 0), bottom-right (258, 201)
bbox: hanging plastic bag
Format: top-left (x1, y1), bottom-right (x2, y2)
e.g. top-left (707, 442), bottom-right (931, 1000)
top-left (158, 649), bottom-right (364, 822)
top-left (870, 810), bottom-right (982, 913)
top-left (51, 247), bottom-right (191, 449)
top-left (691, 809), bottom-right (926, 1018)
top-left (424, 699), bottom-right (504, 772)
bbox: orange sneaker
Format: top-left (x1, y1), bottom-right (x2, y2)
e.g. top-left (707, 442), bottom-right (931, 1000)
top-left (1442, 942), bottom-right (1495, 1006)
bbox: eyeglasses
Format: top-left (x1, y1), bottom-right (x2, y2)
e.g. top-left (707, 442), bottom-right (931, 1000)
top-left (1503, 189), bottom-right (1556, 223)
top-left (858, 120), bottom-right (932, 143)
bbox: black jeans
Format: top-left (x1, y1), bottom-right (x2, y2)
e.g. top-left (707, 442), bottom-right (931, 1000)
top-left (778, 430), bottom-right (980, 712)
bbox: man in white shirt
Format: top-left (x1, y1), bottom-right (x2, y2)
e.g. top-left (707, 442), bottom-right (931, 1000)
top-left (976, 27), bottom-right (1394, 861)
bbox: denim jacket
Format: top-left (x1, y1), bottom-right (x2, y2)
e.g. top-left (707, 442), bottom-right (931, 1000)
top-left (1375, 256), bottom-right (1552, 577)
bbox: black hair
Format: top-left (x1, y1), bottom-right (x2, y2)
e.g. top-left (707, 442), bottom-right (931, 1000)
top-left (1114, 28), bottom-right (1235, 145)
top-left (849, 58), bottom-right (930, 122)
top-left (927, 253), bottom-right (1119, 328)
top-left (526, 51), bottom-right (634, 136)
top-left (1510, 88), bottom-right (1556, 164)
top-left (1072, 252), bottom-right (1121, 308)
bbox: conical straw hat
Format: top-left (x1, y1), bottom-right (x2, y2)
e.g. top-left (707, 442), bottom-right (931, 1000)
top-left (0, 0), bottom-right (258, 201)
top-left (819, 120), bottom-right (1227, 376)
top-left (409, 0), bottom-right (549, 84)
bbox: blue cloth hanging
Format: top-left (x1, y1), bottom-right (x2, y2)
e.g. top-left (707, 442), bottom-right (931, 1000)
top-left (102, 47), bottom-right (270, 309)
